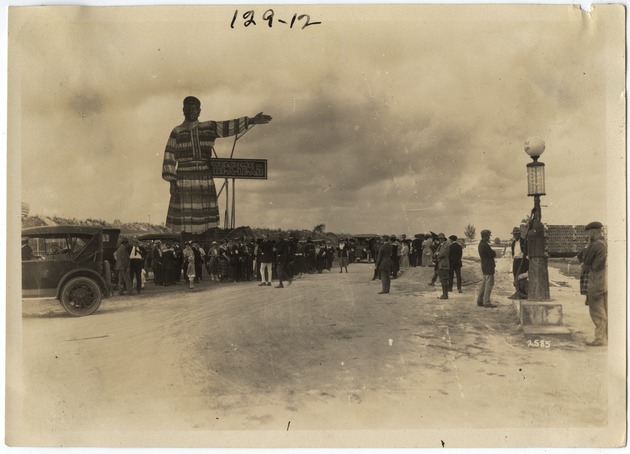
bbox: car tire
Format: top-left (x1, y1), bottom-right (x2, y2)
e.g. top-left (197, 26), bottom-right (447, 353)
top-left (60, 276), bottom-right (102, 316)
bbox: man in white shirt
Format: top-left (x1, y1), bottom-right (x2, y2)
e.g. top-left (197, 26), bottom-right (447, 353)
top-left (129, 239), bottom-right (145, 294)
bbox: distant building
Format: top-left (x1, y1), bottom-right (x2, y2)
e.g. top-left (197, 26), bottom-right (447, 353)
top-left (546, 224), bottom-right (605, 257)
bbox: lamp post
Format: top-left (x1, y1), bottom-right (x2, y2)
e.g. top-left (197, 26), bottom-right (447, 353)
top-left (524, 138), bottom-right (550, 300)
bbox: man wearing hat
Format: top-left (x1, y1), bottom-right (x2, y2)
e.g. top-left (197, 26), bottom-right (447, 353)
top-left (411, 234), bottom-right (423, 267)
top-left (151, 240), bottom-right (163, 285)
top-left (580, 221), bottom-right (607, 346)
top-left (376, 235), bottom-right (394, 294)
top-left (258, 235), bottom-right (274, 287)
top-left (114, 238), bottom-right (132, 296)
top-left (508, 227), bottom-right (528, 299)
top-left (448, 235), bottom-right (463, 293)
top-left (162, 96), bottom-right (272, 234)
top-left (192, 241), bottom-right (205, 283)
top-left (476, 229), bottom-right (497, 308)
top-left (434, 233), bottom-right (451, 299)
top-left (390, 236), bottom-right (402, 279)
top-left (274, 233), bottom-right (292, 288)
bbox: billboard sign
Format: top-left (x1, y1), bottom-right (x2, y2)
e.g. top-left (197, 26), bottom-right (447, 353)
top-left (211, 158), bottom-right (268, 180)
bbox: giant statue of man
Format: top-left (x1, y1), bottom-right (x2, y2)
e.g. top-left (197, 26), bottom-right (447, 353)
top-left (162, 96), bottom-right (272, 233)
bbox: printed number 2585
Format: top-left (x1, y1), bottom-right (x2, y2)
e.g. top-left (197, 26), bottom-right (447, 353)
top-left (527, 339), bottom-right (551, 348)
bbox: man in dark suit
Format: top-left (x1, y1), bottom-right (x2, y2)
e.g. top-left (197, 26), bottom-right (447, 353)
top-left (390, 236), bottom-right (401, 279)
top-left (258, 235), bottom-right (275, 286)
top-left (274, 233), bottom-right (292, 288)
top-left (411, 234), bottom-right (423, 267)
top-left (151, 240), bottom-right (163, 285)
top-left (477, 229), bottom-right (497, 308)
top-left (376, 235), bottom-right (394, 294)
top-left (448, 235), bottom-right (463, 293)
top-left (435, 233), bottom-right (451, 299)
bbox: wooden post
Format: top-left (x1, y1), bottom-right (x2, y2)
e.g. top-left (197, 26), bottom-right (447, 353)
top-left (223, 179), bottom-right (229, 230)
top-left (231, 178), bottom-right (236, 229)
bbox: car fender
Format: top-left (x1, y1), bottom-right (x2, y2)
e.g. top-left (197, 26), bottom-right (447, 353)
top-left (56, 268), bottom-right (110, 300)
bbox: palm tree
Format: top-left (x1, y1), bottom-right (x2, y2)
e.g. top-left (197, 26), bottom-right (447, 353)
top-left (464, 224), bottom-right (476, 240)
top-left (313, 223), bottom-right (326, 234)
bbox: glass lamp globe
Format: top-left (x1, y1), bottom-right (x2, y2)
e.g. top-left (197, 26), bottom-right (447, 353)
top-left (524, 138), bottom-right (546, 160)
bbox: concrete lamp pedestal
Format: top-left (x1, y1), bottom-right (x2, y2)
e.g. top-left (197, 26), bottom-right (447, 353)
top-left (518, 299), bottom-right (571, 336)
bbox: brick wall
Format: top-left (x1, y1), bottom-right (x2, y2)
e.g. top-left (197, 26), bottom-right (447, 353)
top-left (545, 224), bottom-right (605, 258)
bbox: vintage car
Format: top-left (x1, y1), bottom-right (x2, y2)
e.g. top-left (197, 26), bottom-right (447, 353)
top-left (351, 234), bottom-right (379, 262)
top-left (21, 225), bottom-right (117, 316)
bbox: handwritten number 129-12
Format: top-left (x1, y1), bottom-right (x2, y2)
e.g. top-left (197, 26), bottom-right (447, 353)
top-left (230, 9), bottom-right (321, 29)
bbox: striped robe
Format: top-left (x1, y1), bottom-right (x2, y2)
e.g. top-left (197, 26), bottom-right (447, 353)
top-left (162, 117), bottom-right (252, 233)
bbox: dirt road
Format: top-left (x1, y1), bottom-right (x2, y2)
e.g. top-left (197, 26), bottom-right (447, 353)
top-left (9, 256), bottom-right (616, 447)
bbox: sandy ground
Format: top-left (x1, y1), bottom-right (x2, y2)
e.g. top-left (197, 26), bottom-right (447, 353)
top-left (8, 254), bottom-right (619, 447)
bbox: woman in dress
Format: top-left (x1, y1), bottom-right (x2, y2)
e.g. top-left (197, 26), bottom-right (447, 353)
top-left (337, 238), bottom-right (350, 273)
top-left (421, 235), bottom-right (434, 267)
top-left (217, 241), bottom-right (230, 283)
top-left (400, 240), bottom-right (410, 270)
top-left (161, 241), bottom-right (177, 286)
top-left (206, 241), bottom-right (220, 281)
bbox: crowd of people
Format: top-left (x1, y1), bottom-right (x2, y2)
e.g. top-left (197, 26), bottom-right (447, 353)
top-left (112, 234), bottom-right (364, 293)
top-left (367, 233), bottom-right (465, 297)
top-left (111, 232), bottom-right (471, 296)
top-left (112, 231), bottom-right (472, 294)
top-left (372, 233), bottom-right (465, 298)
top-left (111, 223), bottom-right (607, 349)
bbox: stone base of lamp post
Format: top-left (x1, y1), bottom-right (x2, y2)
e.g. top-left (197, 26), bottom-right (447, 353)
top-left (516, 255), bottom-right (570, 335)
top-left (517, 300), bottom-right (571, 336)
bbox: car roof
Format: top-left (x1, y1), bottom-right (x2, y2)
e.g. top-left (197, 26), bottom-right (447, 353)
top-left (22, 225), bottom-right (105, 236)
top-left (137, 233), bottom-right (181, 241)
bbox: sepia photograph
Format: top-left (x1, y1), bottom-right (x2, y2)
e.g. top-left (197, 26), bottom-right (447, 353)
top-left (5, 1), bottom-right (626, 449)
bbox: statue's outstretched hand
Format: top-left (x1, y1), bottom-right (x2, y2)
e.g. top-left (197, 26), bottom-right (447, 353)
top-left (252, 112), bottom-right (272, 125)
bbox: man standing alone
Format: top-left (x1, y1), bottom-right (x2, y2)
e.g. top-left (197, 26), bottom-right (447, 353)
top-left (114, 238), bottom-right (132, 296)
top-left (274, 233), bottom-right (292, 288)
top-left (476, 229), bottom-right (497, 308)
top-left (448, 235), bottom-right (463, 293)
top-left (508, 227), bottom-right (528, 299)
top-left (376, 235), bottom-right (393, 294)
top-left (435, 233), bottom-right (451, 299)
top-left (258, 235), bottom-right (274, 286)
top-left (580, 221), bottom-right (607, 347)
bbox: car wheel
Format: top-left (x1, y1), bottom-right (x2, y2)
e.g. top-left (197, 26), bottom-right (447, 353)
top-left (60, 277), bottom-right (102, 316)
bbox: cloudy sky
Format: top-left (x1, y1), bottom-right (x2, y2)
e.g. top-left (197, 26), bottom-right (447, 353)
top-left (9, 3), bottom-right (625, 239)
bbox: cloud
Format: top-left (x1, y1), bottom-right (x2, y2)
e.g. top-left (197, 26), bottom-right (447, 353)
top-left (12, 4), bottom-right (620, 237)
